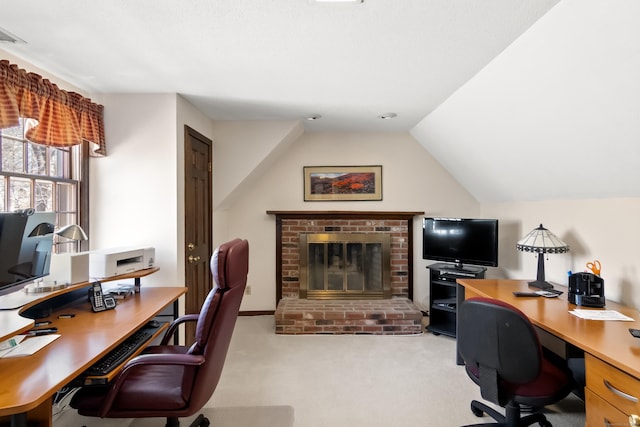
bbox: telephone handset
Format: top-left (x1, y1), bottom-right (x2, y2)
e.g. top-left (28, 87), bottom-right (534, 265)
top-left (88, 281), bottom-right (116, 312)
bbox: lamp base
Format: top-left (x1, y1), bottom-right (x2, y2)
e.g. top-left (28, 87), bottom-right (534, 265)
top-left (528, 280), bottom-right (554, 290)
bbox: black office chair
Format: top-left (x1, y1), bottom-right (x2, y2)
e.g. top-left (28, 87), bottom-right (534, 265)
top-left (458, 297), bottom-right (574, 427)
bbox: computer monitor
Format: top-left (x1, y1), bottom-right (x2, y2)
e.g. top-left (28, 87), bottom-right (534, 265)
top-left (0, 211), bottom-right (56, 295)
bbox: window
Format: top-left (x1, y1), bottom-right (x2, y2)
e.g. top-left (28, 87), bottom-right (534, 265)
top-left (1, 118), bottom-right (87, 253)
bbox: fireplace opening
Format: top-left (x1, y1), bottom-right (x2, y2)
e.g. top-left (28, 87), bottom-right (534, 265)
top-left (299, 233), bottom-right (391, 300)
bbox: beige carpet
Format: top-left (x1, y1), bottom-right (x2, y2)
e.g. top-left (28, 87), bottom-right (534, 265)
top-left (128, 406), bottom-right (295, 427)
top-left (53, 316), bottom-right (585, 427)
top-left (54, 405), bottom-right (294, 427)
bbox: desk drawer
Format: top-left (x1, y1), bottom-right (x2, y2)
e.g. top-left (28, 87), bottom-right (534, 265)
top-left (586, 389), bottom-right (632, 427)
top-left (586, 354), bottom-right (640, 417)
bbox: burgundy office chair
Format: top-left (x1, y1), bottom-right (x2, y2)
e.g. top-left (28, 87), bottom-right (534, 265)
top-left (458, 297), bottom-right (574, 427)
top-left (71, 238), bottom-right (249, 427)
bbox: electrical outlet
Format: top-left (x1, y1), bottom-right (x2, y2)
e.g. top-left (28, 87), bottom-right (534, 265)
top-left (245, 285), bottom-right (251, 295)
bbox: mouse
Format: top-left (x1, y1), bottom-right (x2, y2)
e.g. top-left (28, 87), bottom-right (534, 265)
top-left (148, 320), bottom-right (161, 328)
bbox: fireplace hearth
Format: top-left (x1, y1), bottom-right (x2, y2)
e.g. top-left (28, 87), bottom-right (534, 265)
top-left (268, 211), bottom-right (424, 335)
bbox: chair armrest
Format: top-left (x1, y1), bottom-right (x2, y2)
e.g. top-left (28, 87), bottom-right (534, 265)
top-left (160, 313), bottom-right (200, 345)
top-left (98, 352), bottom-right (205, 417)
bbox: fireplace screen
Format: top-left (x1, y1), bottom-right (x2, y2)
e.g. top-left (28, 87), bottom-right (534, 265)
top-left (299, 233), bottom-right (391, 299)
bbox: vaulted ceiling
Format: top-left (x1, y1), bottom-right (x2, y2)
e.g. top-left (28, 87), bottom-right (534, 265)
top-left (2, 0), bottom-right (638, 203)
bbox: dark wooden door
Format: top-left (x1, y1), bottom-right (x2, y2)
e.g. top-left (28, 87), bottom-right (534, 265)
top-left (184, 125), bottom-right (212, 344)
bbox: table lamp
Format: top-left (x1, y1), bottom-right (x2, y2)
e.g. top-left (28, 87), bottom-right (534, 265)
top-left (29, 222), bottom-right (88, 249)
top-left (516, 224), bottom-right (569, 290)
top-left (28, 222), bottom-right (55, 237)
top-left (56, 224), bottom-right (88, 241)
top-left (29, 223), bottom-right (88, 240)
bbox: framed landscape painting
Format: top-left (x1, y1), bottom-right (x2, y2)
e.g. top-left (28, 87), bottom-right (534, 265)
top-left (303, 165), bottom-right (382, 201)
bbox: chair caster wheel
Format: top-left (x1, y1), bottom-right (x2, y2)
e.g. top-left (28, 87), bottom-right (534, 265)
top-left (189, 414), bottom-right (210, 427)
top-left (470, 404), bottom-right (484, 417)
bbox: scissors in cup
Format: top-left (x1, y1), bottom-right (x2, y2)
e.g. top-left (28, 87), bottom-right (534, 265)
top-left (586, 260), bottom-right (601, 276)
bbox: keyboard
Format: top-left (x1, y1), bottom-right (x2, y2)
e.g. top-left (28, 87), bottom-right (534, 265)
top-left (85, 322), bottom-right (161, 376)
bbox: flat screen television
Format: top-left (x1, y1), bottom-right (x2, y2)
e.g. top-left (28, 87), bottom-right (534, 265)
top-left (0, 211), bottom-right (55, 295)
top-left (422, 217), bottom-right (498, 270)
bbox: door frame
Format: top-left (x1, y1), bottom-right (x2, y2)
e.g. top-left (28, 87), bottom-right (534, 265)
top-left (183, 125), bottom-right (213, 343)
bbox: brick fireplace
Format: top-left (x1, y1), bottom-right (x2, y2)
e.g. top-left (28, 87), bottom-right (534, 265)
top-left (267, 211), bottom-right (424, 335)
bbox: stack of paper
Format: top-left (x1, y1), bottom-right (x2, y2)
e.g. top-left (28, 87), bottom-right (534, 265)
top-left (569, 309), bottom-right (634, 321)
top-left (0, 334), bottom-right (60, 358)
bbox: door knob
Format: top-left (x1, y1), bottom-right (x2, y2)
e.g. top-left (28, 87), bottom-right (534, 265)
top-left (188, 255), bottom-right (201, 264)
top-left (187, 243), bottom-right (195, 251)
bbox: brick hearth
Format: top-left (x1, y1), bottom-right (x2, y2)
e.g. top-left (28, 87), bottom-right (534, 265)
top-left (267, 211), bottom-right (424, 335)
top-left (274, 298), bottom-right (423, 335)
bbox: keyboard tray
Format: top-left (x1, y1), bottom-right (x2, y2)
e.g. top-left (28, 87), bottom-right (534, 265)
top-left (83, 321), bottom-right (164, 378)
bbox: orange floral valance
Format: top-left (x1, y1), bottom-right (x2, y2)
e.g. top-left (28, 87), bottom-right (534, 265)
top-left (0, 60), bottom-right (106, 156)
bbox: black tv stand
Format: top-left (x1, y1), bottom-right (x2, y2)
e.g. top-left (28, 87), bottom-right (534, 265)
top-left (437, 263), bottom-right (486, 276)
top-left (426, 262), bottom-right (486, 337)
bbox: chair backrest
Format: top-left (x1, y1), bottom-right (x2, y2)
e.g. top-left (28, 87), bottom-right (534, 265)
top-left (185, 238), bottom-right (249, 411)
top-left (458, 297), bottom-right (542, 405)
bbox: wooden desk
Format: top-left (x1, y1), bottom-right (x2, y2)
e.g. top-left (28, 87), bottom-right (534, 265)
top-left (457, 279), bottom-right (640, 427)
top-left (0, 283), bottom-right (185, 427)
top-left (0, 267), bottom-right (161, 342)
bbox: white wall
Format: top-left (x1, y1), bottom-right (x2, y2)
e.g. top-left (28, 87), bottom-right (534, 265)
top-left (411, 0), bottom-right (640, 204)
top-left (212, 130), bottom-right (480, 311)
top-left (481, 198), bottom-right (640, 310)
top-left (212, 120), bottom-right (303, 210)
top-left (91, 94), bottom-right (180, 287)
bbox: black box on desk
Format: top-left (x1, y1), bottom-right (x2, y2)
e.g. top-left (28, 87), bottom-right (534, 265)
top-left (568, 272), bottom-right (605, 307)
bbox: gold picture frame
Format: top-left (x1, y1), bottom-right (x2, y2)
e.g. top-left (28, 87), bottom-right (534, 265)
top-left (303, 165), bottom-right (382, 201)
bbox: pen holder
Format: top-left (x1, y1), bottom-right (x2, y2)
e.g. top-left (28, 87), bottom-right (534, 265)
top-left (568, 272), bottom-right (605, 307)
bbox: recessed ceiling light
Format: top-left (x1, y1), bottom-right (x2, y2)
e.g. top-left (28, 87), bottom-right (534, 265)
top-left (378, 113), bottom-right (397, 120)
top-left (306, 114), bottom-right (322, 121)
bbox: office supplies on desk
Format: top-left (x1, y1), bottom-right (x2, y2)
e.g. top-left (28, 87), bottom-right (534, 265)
top-left (513, 291), bottom-right (539, 297)
top-left (106, 284), bottom-right (135, 300)
top-left (568, 271), bottom-right (605, 307)
top-left (513, 290), bottom-right (562, 298)
top-left (0, 334), bottom-right (60, 358)
top-left (58, 313), bottom-right (75, 319)
top-left (569, 309), bottom-right (633, 321)
top-left (88, 281), bottom-right (116, 312)
top-left (536, 290), bottom-right (561, 298)
top-left (0, 334), bottom-right (25, 350)
top-left (34, 320), bottom-right (52, 326)
top-left (586, 259), bottom-right (602, 276)
top-left (24, 327), bottom-right (58, 336)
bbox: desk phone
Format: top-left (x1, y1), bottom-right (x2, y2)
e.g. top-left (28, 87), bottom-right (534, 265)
top-left (89, 281), bottom-right (116, 312)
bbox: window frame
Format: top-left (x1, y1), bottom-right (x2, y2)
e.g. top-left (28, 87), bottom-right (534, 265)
top-left (0, 119), bottom-right (89, 253)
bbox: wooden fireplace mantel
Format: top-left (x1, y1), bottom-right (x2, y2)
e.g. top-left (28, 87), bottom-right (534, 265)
top-left (266, 210), bottom-right (424, 219)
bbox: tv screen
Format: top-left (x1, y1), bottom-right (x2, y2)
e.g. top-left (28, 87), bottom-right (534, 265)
top-left (0, 211), bottom-right (55, 295)
top-left (422, 217), bottom-right (498, 270)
